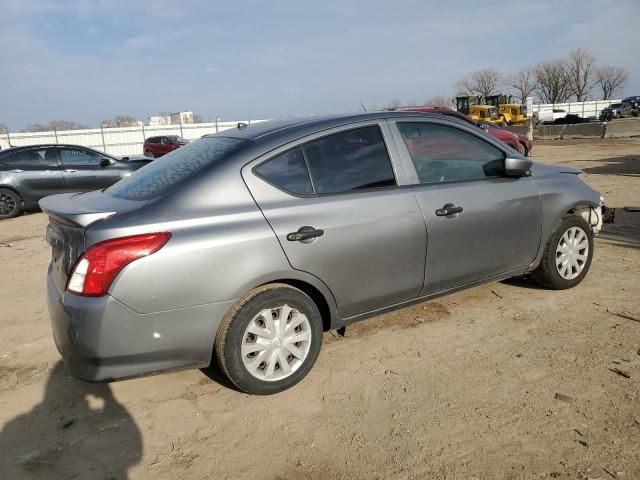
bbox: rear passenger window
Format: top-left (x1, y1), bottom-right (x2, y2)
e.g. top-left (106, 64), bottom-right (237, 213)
top-left (254, 148), bottom-right (313, 194)
top-left (255, 125), bottom-right (396, 195)
top-left (303, 126), bottom-right (396, 194)
top-left (397, 122), bottom-right (504, 184)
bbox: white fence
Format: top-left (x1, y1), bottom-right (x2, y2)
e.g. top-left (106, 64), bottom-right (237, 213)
top-left (0, 119), bottom-right (267, 157)
top-left (531, 99), bottom-right (621, 120)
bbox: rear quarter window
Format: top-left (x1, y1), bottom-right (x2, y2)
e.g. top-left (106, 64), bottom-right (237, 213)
top-left (106, 137), bottom-right (248, 200)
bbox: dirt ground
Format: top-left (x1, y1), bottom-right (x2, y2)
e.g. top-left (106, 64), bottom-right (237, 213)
top-left (1, 138), bottom-right (639, 480)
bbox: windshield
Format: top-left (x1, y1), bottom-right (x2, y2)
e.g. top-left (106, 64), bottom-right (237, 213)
top-left (610, 104), bottom-right (622, 108)
top-left (106, 137), bottom-right (249, 201)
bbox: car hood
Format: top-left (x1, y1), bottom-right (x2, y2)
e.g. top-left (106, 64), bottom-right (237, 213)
top-left (530, 163), bottom-right (582, 176)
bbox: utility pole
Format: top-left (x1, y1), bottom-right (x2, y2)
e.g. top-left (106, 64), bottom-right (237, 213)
top-left (526, 96), bottom-right (534, 141)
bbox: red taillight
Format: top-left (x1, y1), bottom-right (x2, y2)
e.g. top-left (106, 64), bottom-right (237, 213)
top-left (67, 232), bottom-right (171, 297)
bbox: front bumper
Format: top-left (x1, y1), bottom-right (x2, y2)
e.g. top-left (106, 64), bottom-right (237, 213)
top-left (47, 264), bottom-right (236, 381)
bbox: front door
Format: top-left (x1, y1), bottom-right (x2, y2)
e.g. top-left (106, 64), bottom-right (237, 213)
top-left (390, 119), bottom-right (542, 295)
top-left (57, 147), bottom-right (121, 191)
top-left (244, 124), bottom-right (427, 318)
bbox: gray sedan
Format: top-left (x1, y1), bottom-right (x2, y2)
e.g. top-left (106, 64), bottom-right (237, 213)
top-left (40, 112), bottom-right (603, 394)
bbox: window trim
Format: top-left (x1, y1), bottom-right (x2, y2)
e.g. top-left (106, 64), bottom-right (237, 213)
top-left (57, 146), bottom-right (104, 167)
top-left (388, 118), bottom-right (513, 187)
top-left (250, 122), bottom-right (401, 198)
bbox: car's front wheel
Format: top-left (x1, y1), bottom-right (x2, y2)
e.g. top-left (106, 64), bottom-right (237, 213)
top-left (0, 188), bottom-right (22, 219)
top-left (214, 284), bottom-right (323, 394)
top-left (533, 215), bottom-right (594, 289)
top-left (144, 150), bottom-right (155, 158)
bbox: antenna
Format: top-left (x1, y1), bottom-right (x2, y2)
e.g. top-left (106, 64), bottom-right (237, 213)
top-left (360, 102), bottom-right (367, 112)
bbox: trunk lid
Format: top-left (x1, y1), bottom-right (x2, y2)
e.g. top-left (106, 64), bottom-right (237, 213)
top-left (39, 191), bottom-right (146, 290)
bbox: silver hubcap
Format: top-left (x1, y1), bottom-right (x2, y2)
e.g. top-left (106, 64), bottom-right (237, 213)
top-left (555, 226), bottom-right (589, 280)
top-left (241, 304), bottom-right (312, 382)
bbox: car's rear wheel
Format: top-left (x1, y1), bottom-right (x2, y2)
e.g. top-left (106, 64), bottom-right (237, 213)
top-left (214, 283), bottom-right (323, 394)
top-left (144, 150), bottom-right (155, 158)
top-left (0, 188), bottom-right (22, 219)
top-left (520, 142), bottom-right (529, 156)
top-left (533, 215), bottom-right (593, 289)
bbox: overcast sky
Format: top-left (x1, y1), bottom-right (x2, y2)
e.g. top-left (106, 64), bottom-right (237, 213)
top-left (1, 0), bottom-right (639, 130)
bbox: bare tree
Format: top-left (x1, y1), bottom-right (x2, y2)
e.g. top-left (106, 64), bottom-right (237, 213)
top-left (100, 119), bottom-right (113, 128)
top-left (426, 95), bottom-right (452, 107)
top-left (0, 123), bottom-right (8, 134)
top-left (388, 99), bottom-right (402, 109)
top-left (535, 60), bottom-right (571, 104)
top-left (22, 120), bottom-right (89, 132)
top-left (566, 48), bottom-right (597, 101)
top-left (113, 115), bottom-right (139, 127)
top-left (192, 113), bottom-right (204, 123)
top-left (505, 67), bottom-right (538, 103)
top-left (596, 66), bottom-right (628, 100)
top-left (456, 68), bottom-right (502, 97)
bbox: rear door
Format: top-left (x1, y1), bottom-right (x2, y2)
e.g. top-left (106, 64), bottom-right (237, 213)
top-left (0, 147), bottom-right (65, 203)
top-left (389, 119), bottom-right (542, 295)
top-left (243, 123), bottom-right (427, 318)
top-left (57, 147), bottom-right (121, 191)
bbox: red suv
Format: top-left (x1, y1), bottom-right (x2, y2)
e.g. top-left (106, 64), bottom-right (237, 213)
top-left (143, 135), bottom-right (188, 158)
top-left (402, 107), bottom-right (531, 155)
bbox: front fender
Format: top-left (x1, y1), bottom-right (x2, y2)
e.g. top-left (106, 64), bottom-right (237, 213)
top-left (529, 168), bottom-right (601, 270)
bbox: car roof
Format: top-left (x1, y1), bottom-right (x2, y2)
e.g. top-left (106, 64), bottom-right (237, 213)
top-left (0, 144), bottom-right (115, 157)
top-left (203, 111), bottom-right (462, 143)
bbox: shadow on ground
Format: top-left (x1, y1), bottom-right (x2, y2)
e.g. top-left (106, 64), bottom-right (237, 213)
top-left (0, 362), bottom-right (142, 479)
top-left (582, 155), bottom-right (640, 176)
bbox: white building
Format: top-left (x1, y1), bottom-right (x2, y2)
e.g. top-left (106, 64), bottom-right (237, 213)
top-left (147, 111), bottom-right (194, 126)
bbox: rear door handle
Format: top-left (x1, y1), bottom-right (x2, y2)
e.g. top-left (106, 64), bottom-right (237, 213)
top-left (9, 169), bottom-right (24, 173)
top-left (64, 169), bottom-right (78, 173)
top-left (435, 203), bottom-right (464, 217)
top-left (287, 226), bottom-right (325, 242)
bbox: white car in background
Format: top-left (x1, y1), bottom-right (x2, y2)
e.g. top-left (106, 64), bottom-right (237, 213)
top-left (534, 108), bottom-right (568, 124)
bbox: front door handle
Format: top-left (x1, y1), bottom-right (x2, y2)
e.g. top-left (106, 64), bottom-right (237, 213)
top-left (435, 203), bottom-right (464, 217)
top-left (64, 169), bottom-right (78, 173)
top-left (287, 226), bottom-right (325, 242)
top-left (9, 169), bottom-right (24, 173)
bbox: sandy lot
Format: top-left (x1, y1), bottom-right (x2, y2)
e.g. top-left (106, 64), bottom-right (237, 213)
top-left (1, 139), bottom-right (639, 480)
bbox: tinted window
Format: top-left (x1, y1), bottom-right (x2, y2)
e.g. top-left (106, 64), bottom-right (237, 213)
top-left (146, 137), bottom-right (160, 144)
top-left (106, 137), bottom-right (248, 200)
top-left (397, 122), bottom-right (504, 184)
top-left (59, 148), bottom-right (102, 166)
top-left (255, 147), bottom-right (313, 194)
top-left (0, 148), bottom-right (55, 167)
top-left (301, 126), bottom-right (396, 194)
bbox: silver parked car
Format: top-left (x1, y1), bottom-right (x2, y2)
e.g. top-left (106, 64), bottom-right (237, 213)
top-left (41, 112), bottom-right (604, 394)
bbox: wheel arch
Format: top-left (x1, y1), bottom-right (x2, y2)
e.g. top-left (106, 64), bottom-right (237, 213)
top-left (257, 278), bottom-right (335, 331)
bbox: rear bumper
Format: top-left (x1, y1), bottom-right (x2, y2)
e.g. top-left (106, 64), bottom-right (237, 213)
top-left (47, 264), bottom-right (235, 381)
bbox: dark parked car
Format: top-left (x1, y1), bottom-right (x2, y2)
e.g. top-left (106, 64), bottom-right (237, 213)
top-left (599, 102), bottom-right (636, 121)
top-left (41, 112), bottom-right (604, 394)
top-left (0, 144), bottom-right (150, 219)
top-left (622, 96), bottom-right (640, 110)
top-left (143, 135), bottom-right (188, 158)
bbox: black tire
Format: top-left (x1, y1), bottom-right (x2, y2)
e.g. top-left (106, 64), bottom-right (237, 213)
top-left (144, 150), bottom-right (155, 158)
top-left (520, 142), bottom-right (529, 156)
top-left (0, 188), bottom-right (22, 219)
top-left (533, 215), bottom-right (594, 290)
top-left (214, 283), bottom-right (323, 395)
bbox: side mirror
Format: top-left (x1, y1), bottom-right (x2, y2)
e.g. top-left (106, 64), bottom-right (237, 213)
top-left (100, 158), bottom-right (113, 167)
top-left (504, 156), bottom-right (532, 177)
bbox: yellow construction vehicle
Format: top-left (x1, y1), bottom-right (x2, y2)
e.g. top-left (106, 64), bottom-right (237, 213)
top-left (497, 103), bottom-right (529, 125)
top-left (468, 105), bottom-right (507, 126)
